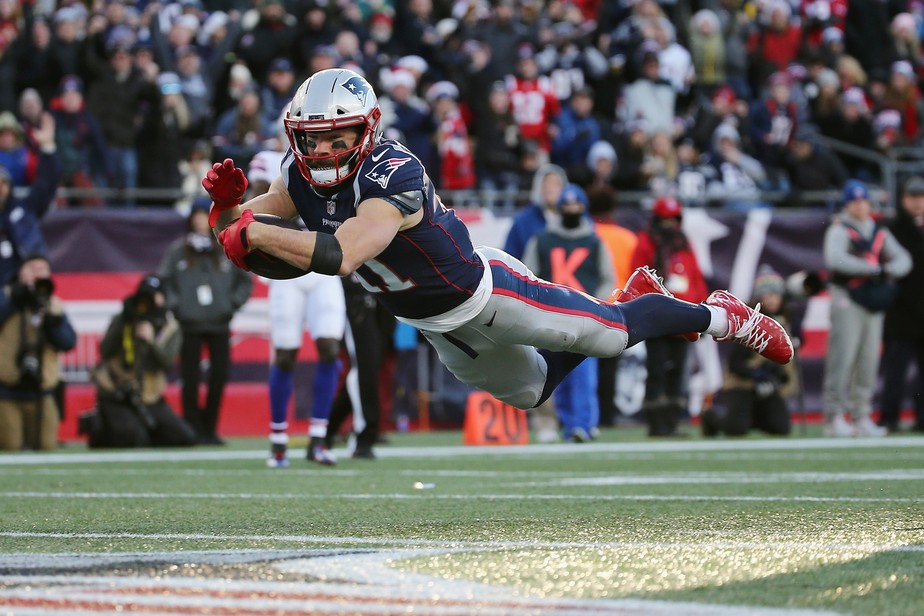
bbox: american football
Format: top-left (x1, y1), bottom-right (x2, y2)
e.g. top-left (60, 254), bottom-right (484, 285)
top-left (243, 213), bottom-right (311, 280)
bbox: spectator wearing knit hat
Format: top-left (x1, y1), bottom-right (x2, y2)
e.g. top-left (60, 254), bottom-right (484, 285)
top-left (427, 81), bottom-right (475, 198)
top-left (378, 68), bottom-right (435, 170)
top-left (50, 76), bottom-right (110, 207)
top-left (211, 86), bottom-right (271, 170)
top-left (260, 57), bottom-right (296, 125)
top-left (237, 0), bottom-right (297, 83)
top-left (745, 1), bottom-right (803, 94)
top-left (808, 67), bottom-right (842, 131)
top-left (618, 44), bottom-right (677, 138)
top-left (506, 43), bottom-right (561, 154)
top-left (85, 40), bottom-right (157, 207)
top-left (747, 71), bottom-right (803, 189)
top-left (688, 85), bottom-right (747, 154)
top-left (136, 72), bottom-right (192, 206)
top-left (821, 88), bottom-right (877, 180)
top-left (888, 12), bottom-right (923, 73)
top-left (473, 82), bottom-right (521, 211)
top-left (688, 9), bottom-right (727, 97)
top-left (550, 86), bottom-right (602, 178)
top-left (882, 60), bottom-right (924, 145)
top-left (705, 122), bottom-right (768, 210)
top-left (467, 0), bottom-right (529, 80)
top-left (822, 179), bottom-right (912, 437)
top-left (781, 123), bottom-right (848, 205)
top-left (702, 265), bottom-right (795, 438)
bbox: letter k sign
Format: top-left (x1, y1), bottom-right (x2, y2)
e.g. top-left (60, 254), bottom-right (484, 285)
top-left (550, 247), bottom-right (589, 292)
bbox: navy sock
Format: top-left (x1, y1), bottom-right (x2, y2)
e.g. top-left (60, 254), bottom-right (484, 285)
top-left (534, 349), bottom-right (586, 407)
top-left (619, 294), bottom-right (711, 347)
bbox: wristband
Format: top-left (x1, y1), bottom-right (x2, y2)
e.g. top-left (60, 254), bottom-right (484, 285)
top-left (309, 233), bottom-right (343, 276)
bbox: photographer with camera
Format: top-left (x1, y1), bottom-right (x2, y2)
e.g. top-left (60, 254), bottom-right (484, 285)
top-left (701, 267), bottom-right (797, 438)
top-left (0, 256), bottom-right (76, 451)
top-left (84, 275), bottom-right (197, 448)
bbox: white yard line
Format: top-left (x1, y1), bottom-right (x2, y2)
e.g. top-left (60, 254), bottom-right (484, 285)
top-left (0, 436), bottom-right (922, 465)
top-left (1, 531), bottom-right (922, 553)
top-left (0, 490), bottom-right (921, 503)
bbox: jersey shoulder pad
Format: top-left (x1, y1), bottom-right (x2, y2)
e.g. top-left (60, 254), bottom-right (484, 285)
top-left (357, 140), bottom-right (425, 197)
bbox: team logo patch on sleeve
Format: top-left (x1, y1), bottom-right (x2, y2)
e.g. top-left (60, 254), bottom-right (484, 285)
top-left (365, 157), bottom-right (411, 189)
top-left (341, 76), bottom-right (371, 106)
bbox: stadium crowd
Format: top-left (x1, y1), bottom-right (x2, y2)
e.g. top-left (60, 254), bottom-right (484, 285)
top-left (0, 0), bottom-right (921, 210)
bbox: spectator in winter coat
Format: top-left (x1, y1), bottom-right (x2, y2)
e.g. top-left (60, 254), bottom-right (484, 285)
top-left (821, 88), bottom-right (877, 180)
top-left (706, 122), bottom-right (768, 209)
top-left (137, 72), bottom-right (192, 205)
top-left (748, 71), bottom-right (803, 186)
top-left (619, 45), bottom-right (677, 137)
top-left (236, 0), bottom-right (298, 84)
top-left (880, 176), bottom-right (924, 433)
top-left (506, 44), bottom-right (560, 154)
top-left (260, 57), bottom-right (297, 127)
top-left (427, 81), bottom-right (475, 198)
top-left (522, 185), bottom-right (614, 442)
top-left (882, 60), bottom-right (924, 145)
top-left (49, 76), bottom-right (110, 207)
top-left (379, 69), bottom-right (435, 171)
top-left (822, 180), bottom-right (912, 438)
top-left (550, 86), bottom-right (602, 177)
top-left (503, 163), bottom-right (568, 260)
top-left (781, 124), bottom-right (848, 204)
top-left (688, 9), bottom-right (726, 97)
top-left (158, 198), bottom-right (252, 445)
top-left (745, 0), bottom-right (803, 93)
top-left (85, 42), bottom-right (158, 207)
top-left (474, 82), bottom-right (521, 211)
top-left (631, 197), bottom-right (708, 437)
top-left (0, 115), bottom-right (59, 284)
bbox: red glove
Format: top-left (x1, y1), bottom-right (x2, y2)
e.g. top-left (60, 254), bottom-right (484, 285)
top-left (217, 209), bottom-right (256, 270)
top-left (202, 158), bottom-right (248, 228)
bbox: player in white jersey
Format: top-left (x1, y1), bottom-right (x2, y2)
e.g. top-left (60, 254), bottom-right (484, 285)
top-left (248, 151), bottom-right (346, 467)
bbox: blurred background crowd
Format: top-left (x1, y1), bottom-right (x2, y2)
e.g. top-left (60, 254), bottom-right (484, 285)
top-left (0, 0), bottom-right (923, 212)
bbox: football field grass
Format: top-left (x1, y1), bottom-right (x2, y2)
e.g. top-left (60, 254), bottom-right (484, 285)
top-left (0, 428), bottom-right (922, 615)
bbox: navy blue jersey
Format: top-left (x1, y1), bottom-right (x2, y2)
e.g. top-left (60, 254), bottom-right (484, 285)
top-left (282, 139), bottom-right (485, 319)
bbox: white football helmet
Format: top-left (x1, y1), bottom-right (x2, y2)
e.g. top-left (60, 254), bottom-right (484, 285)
top-left (284, 68), bottom-right (383, 188)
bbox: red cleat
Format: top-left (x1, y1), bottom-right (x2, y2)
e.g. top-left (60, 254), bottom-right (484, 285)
top-left (611, 266), bottom-right (701, 342)
top-left (704, 290), bottom-right (794, 364)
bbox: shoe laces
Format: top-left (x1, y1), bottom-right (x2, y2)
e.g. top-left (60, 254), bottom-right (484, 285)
top-left (732, 302), bottom-right (771, 354)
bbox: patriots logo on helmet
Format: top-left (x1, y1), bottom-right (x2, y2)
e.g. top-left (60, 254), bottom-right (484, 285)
top-left (341, 76), bottom-right (371, 106)
top-left (365, 157), bottom-right (410, 189)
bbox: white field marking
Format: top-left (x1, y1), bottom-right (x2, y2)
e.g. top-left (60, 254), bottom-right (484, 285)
top-left (0, 552), bottom-right (845, 616)
top-left (512, 468), bottom-right (924, 487)
top-left (2, 436), bottom-right (924, 465)
top-left (1, 490), bottom-right (921, 504)
top-left (3, 531), bottom-right (923, 553)
top-left (9, 453), bottom-right (915, 478)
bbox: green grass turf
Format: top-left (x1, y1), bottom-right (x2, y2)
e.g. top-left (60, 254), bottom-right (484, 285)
top-left (0, 427), bottom-right (922, 614)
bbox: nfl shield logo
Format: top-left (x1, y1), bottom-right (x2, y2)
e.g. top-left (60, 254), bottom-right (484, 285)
top-left (327, 200), bottom-right (336, 215)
